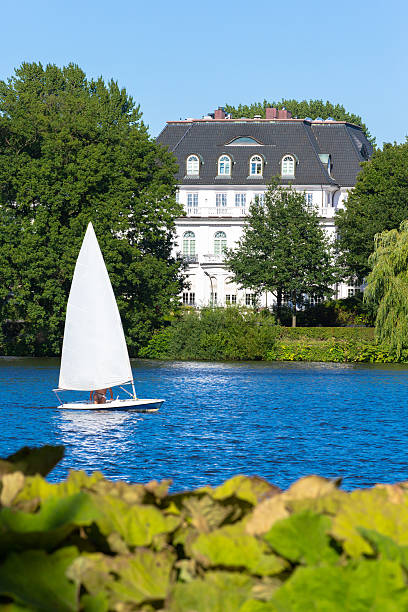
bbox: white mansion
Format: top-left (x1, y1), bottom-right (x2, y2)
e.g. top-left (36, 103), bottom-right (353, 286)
top-left (157, 107), bottom-right (373, 308)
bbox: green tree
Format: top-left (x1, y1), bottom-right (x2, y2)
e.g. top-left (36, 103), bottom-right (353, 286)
top-left (364, 220), bottom-right (408, 358)
top-left (224, 99), bottom-right (373, 144)
top-left (335, 141), bottom-right (408, 281)
top-left (0, 62), bottom-right (184, 356)
top-left (224, 182), bottom-right (339, 326)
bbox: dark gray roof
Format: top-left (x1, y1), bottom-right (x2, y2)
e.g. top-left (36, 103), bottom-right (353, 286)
top-left (156, 119), bottom-right (372, 187)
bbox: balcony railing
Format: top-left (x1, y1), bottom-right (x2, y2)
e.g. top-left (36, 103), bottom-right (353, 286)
top-left (182, 254), bottom-right (199, 263)
top-left (184, 206), bottom-right (247, 218)
top-left (202, 253), bottom-right (225, 263)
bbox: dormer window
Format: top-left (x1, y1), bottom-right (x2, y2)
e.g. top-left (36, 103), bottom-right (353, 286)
top-left (250, 155), bottom-right (263, 176)
top-left (226, 136), bottom-right (262, 146)
top-left (281, 155), bottom-right (295, 177)
top-left (218, 155), bottom-right (231, 176)
top-left (186, 155), bottom-right (200, 176)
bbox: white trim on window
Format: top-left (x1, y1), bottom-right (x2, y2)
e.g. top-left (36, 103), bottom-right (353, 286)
top-left (186, 155), bottom-right (200, 176)
top-left (281, 155), bottom-right (295, 177)
top-left (214, 231), bottom-right (227, 255)
top-left (218, 155), bottom-right (231, 176)
top-left (183, 231), bottom-right (196, 255)
top-left (249, 155), bottom-right (263, 176)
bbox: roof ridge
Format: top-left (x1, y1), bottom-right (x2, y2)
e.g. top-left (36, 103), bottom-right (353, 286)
top-left (170, 123), bottom-right (194, 153)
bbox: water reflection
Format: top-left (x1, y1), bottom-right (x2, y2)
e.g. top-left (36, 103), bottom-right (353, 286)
top-left (1, 358), bottom-right (408, 490)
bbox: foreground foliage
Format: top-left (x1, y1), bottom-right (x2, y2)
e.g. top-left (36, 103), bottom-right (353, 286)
top-left (0, 62), bottom-right (183, 356)
top-left (1, 446), bottom-right (408, 610)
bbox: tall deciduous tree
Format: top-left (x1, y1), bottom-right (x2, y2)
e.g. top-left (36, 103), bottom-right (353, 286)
top-left (364, 220), bottom-right (408, 358)
top-left (0, 62), bottom-right (184, 356)
top-left (335, 141), bottom-right (408, 280)
top-left (224, 182), bottom-right (339, 326)
top-left (224, 99), bottom-right (373, 144)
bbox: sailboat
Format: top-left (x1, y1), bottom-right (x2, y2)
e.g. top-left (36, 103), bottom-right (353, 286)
top-left (54, 223), bottom-right (164, 411)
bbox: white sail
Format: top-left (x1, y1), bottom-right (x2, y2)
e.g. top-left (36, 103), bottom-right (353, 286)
top-left (59, 223), bottom-right (133, 391)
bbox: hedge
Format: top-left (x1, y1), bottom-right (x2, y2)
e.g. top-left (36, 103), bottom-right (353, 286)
top-left (277, 327), bottom-right (375, 342)
top-left (0, 446), bottom-right (408, 610)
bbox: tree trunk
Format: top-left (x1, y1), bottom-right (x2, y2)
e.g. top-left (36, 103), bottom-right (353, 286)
top-left (276, 287), bottom-right (282, 325)
top-left (291, 292), bottom-right (297, 327)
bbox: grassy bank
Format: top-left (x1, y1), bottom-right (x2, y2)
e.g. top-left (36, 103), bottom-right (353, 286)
top-left (269, 326), bottom-right (391, 363)
top-left (2, 445), bottom-right (408, 611)
top-left (139, 307), bottom-right (397, 363)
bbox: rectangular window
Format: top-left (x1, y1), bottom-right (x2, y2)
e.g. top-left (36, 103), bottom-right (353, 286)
top-left (231, 295), bottom-right (236, 304)
top-left (305, 193), bottom-right (313, 206)
top-left (187, 193), bottom-right (198, 213)
top-left (245, 294), bottom-right (255, 306)
top-left (216, 193), bottom-right (227, 208)
top-left (235, 193), bottom-right (246, 207)
top-left (256, 193), bottom-right (265, 206)
top-left (211, 292), bottom-right (217, 305)
top-left (225, 294), bottom-right (230, 304)
top-left (347, 288), bottom-right (355, 297)
top-left (175, 190), bottom-right (180, 203)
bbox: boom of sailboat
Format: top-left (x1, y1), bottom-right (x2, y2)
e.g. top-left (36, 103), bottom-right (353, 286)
top-left (53, 222), bottom-right (164, 411)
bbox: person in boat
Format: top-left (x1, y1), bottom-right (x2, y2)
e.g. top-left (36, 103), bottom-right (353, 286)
top-left (89, 388), bottom-right (113, 404)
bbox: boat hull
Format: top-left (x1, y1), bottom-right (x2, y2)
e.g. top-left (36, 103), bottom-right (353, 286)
top-left (58, 398), bottom-right (164, 412)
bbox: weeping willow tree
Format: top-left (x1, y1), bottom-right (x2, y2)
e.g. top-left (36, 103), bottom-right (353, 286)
top-left (365, 220), bottom-right (408, 357)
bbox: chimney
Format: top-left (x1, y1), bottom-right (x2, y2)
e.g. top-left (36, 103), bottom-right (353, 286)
top-left (277, 108), bottom-right (293, 119)
top-left (265, 107), bottom-right (278, 119)
top-left (214, 107), bottom-right (226, 119)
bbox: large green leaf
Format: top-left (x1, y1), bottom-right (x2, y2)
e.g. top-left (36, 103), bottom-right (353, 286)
top-left (264, 510), bottom-right (339, 565)
top-left (245, 496), bottom-right (289, 536)
top-left (70, 549), bottom-right (175, 606)
top-left (286, 489), bottom-right (347, 516)
top-left (212, 476), bottom-right (279, 506)
top-left (191, 522), bottom-right (287, 576)
top-left (15, 470), bottom-right (105, 505)
top-left (331, 488), bottom-right (408, 557)
top-left (0, 492), bottom-right (101, 553)
top-left (0, 547), bottom-right (79, 611)
top-left (284, 475), bottom-right (341, 501)
top-left (239, 602), bottom-right (276, 611)
top-left (358, 528), bottom-right (408, 569)
top-left (182, 494), bottom-right (234, 532)
top-left (94, 495), bottom-right (180, 547)
top-left (0, 446), bottom-right (64, 477)
top-left (168, 571), bottom-right (256, 612)
top-left (270, 559), bottom-right (408, 611)
top-left (108, 549), bottom-right (176, 605)
top-left (0, 472), bottom-right (25, 506)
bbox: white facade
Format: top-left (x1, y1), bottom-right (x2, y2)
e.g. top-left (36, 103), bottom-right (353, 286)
top-left (174, 184), bottom-right (357, 308)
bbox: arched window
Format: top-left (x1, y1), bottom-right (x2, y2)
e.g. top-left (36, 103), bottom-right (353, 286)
top-left (281, 155), bottom-right (295, 177)
top-left (218, 155), bottom-right (231, 176)
top-left (250, 155), bottom-right (263, 176)
top-left (214, 231), bottom-right (227, 255)
top-left (183, 231), bottom-right (196, 255)
top-left (186, 155), bottom-right (200, 176)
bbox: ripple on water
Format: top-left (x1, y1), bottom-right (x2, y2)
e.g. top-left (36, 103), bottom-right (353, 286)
top-left (0, 358), bottom-right (408, 490)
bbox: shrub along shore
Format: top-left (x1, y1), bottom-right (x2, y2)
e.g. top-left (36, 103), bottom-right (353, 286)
top-left (140, 307), bottom-right (401, 364)
top-left (1, 445), bottom-right (408, 610)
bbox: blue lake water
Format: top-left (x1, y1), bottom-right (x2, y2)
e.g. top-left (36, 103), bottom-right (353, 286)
top-left (0, 357), bottom-right (407, 491)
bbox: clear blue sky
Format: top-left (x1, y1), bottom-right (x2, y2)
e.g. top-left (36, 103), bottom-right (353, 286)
top-left (1, 0), bottom-right (406, 147)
